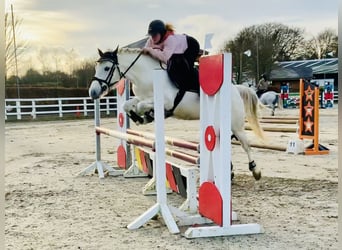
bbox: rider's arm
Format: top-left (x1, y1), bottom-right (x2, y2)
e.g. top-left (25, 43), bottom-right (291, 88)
top-left (145, 36), bottom-right (177, 63)
top-left (256, 80), bottom-right (262, 88)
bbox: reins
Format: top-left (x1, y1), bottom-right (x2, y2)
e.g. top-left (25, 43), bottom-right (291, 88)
top-left (119, 51), bottom-right (143, 78)
top-left (120, 50), bottom-right (166, 77)
top-left (94, 49), bottom-right (166, 92)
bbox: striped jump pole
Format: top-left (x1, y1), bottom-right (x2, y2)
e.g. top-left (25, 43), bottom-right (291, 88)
top-left (165, 148), bottom-right (199, 165)
top-left (258, 119), bottom-right (298, 124)
top-left (260, 116), bottom-right (299, 120)
top-left (95, 127), bottom-right (200, 165)
top-left (96, 126), bottom-right (155, 149)
top-left (244, 124), bottom-right (297, 133)
top-left (127, 129), bottom-right (200, 152)
top-left (231, 140), bottom-right (287, 151)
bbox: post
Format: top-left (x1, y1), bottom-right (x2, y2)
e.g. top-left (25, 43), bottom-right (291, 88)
top-left (77, 99), bottom-right (119, 179)
top-left (58, 99), bottom-right (63, 118)
top-left (31, 100), bottom-right (36, 119)
top-left (127, 69), bottom-right (179, 234)
top-left (184, 53), bottom-right (263, 238)
top-left (16, 100), bottom-right (21, 120)
top-left (83, 99), bottom-right (88, 116)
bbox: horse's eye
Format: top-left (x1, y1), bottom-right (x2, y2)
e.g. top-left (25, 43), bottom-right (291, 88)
top-left (104, 66), bottom-right (110, 71)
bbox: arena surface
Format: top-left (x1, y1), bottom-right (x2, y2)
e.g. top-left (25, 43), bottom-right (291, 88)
top-left (5, 107), bottom-right (338, 249)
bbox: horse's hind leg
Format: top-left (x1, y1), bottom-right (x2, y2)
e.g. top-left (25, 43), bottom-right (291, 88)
top-left (233, 130), bottom-right (261, 180)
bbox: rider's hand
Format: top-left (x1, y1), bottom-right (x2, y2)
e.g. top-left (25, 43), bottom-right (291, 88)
top-left (142, 47), bottom-right (151, 54)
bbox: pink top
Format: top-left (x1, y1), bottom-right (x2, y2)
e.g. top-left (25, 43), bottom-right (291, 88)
top-left (144, 33), bottom-right (188, 64)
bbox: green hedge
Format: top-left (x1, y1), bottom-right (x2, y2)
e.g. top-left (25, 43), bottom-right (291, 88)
top-left (5, 87), bottom-right (116, 99)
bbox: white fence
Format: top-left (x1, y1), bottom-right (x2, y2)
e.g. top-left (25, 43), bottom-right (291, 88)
top-left (4, 91), bottom-right (338, 121)
top-left (5, 96), bottom-right (117, 120)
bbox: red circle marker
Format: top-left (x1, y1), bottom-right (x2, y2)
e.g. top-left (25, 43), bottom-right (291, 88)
top-left (204, 126), bottom-right (216, 151)
top-left (118, 113), bottom-right (124, 127)
top-left (117, 78), bottom-right (126, 96)
top-left (117, 145), bottom-right (127, 169)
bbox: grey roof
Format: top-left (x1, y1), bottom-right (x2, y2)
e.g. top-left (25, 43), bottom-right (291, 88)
top-left (269, 64), bottom-right (313, 80)
top-left (270, 58), bottom-right (338, 80)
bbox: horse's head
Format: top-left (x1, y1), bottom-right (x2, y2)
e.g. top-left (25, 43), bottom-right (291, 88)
top-left (88, 46), bottom-right (122, 99)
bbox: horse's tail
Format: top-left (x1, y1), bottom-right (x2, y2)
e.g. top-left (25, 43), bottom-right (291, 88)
top-left (236, 85), bottom-right (265, 141)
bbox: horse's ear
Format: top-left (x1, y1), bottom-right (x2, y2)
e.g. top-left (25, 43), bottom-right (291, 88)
top-left (98, 49), bottom-right (104, 57)
top-left (113, 45), bottom-right (119, 53)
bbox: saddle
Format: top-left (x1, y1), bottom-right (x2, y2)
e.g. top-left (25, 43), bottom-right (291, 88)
top-left (145, 55), bottom-right (201, 121)
top-left (164, 67), bottom-right (200, 118)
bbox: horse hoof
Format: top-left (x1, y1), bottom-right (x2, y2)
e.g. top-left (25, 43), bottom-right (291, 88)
top-left (248, 160), bottom-right (261, 180)
top-left (252, 170), bottom-right (261, 180)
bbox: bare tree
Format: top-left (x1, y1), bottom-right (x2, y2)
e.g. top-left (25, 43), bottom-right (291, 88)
top-left (5, 12), bottom-right (27, 79)
top-left (222, 22), bottom-right (305, 84)
top-left (304, 29), bottom-right (338, 59)
top-left (73, 59), bottom-right (95, 88)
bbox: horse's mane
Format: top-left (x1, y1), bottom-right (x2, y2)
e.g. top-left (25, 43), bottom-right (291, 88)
top-left (99, 48), bottom-right (143, 62)
top-left (118, 47), bottom-right (159, 64)
top-left (99, 47), bottom-right (157, 65)
top-left (118, 48), bottom-right (142, 54)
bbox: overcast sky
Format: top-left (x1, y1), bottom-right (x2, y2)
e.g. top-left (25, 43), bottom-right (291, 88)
top-left (5, 0), bottom-right (338, 74)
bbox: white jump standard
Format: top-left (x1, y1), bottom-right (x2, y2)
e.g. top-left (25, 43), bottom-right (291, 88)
top-left (184, 53), bottom-right (263, 238)
top-left (127, 70), bottom-right (180, 233)
top-left (77, 99), bottom-right (122, 179)
top-left (127, 54), bottom-right (263, 238)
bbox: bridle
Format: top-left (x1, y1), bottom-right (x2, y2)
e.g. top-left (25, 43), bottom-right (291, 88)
top-left (91, 51), bottom-right (143, 92)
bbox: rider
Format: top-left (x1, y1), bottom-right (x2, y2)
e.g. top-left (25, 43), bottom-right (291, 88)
top-left (142, 19), bottom-right (200, 93)
top-left (256, 74), bottom-right (269, 97)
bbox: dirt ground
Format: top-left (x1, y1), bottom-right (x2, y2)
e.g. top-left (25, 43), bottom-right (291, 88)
top-left (5, 107), bottom-right (338, 250)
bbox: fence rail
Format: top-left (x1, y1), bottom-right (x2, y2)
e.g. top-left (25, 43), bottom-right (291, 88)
top-left (5, 96), bottom-right (117, 120)
top-left (4, 91), bottom-right (338, 121)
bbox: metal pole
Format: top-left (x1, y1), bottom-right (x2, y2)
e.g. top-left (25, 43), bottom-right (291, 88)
top-left (239, 53), bottom-right (242, 84)
top-left (94, 99), bottom-right (101, 162)
top-left (10, 4), bottom-right (20, 99)
top-left (256, 35), bottom-right (259, 82)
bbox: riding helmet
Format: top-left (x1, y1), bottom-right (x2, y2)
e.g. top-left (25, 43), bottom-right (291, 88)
top-left (147, 20), bottom-right (166, 36)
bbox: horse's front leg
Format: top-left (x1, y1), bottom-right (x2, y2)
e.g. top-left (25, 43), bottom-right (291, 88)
top-left (136, 98), bottom-right (154, 114)
top-left (123, 97), bottom-right (145, 125)
top-left (137, 99), bottom-right (155, 124)
top-left (233, 129), bottom-right (261, 180)
top-left (137, 95), bottom-right (175, 123)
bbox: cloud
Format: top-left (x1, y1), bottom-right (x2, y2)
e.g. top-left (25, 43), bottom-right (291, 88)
top-left (22, 11), bottom-right (86, 45)
top-left (175, 15), bottom-right (240, 53)
top-left (7, 0), bottom-right (338, 76)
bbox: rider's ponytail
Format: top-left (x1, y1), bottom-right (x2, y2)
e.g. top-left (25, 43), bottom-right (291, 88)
top-left (165, 23), bottom-right (175, 32)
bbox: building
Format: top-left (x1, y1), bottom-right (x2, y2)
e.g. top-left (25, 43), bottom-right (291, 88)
top-left (269, 58), bottom-right (338, 93)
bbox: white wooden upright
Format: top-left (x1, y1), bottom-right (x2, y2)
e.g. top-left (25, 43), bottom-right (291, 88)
top-left (184, 53), bottom-right (263, 238)
top-left (127, 69), bottom-right (179, 234)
